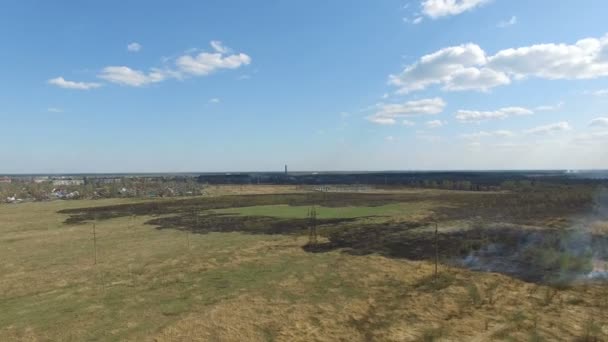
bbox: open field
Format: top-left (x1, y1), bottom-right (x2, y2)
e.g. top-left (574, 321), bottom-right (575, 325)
top-left (1, 186), bottom-right (608, 341)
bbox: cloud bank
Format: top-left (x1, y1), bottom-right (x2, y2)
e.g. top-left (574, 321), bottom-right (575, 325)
top-left (390, 33), bottom-right (608, 93)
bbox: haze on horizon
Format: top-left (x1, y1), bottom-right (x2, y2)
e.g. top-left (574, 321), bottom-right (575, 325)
top-left (2, 0), bottom-right (608, 173)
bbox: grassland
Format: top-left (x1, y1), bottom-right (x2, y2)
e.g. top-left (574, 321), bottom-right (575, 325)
top-left (1, 187), bottom-right (607, 341)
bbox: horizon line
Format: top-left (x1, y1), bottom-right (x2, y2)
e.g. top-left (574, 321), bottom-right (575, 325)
top-left (2, 169), bottom-right (607, 177)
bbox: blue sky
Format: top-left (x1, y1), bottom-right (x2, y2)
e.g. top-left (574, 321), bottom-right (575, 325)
top-left (1, 0), bottom-right (608, 173)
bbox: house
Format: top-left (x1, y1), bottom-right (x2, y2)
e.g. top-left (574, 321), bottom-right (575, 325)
top-left (0, 176), bottom-right (12, 184)
top-left (51, 189), bottom-right (80, 199)
top-left (93, 177), bottom-right (122, 184)
top-left (52, 179), bottom-right (84, 186)
top-left (5, 194), bottom-right (22, 203)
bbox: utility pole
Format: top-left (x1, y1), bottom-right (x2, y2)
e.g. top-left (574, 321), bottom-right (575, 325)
top-left (434, 222), bottom-right (439, 280)
top-left (308, 206), bottom-right (317, 246)
top-left (92, 222), bottom-right (97, 265)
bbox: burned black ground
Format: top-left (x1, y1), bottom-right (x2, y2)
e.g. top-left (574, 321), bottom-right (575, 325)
top-left (58, 187), bottom-right (608, 284)
top-left (312, 224), bottom-right (608, 283)
top-left (59, 192), bottom-right (431, 224)
top-left (148, 212), bottom-right (359, 235)
top-left (59, 186), bottom-right (602, 225)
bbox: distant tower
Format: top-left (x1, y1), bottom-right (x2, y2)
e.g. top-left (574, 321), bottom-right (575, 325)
top-left (284, 164), bottom-right (288, 175)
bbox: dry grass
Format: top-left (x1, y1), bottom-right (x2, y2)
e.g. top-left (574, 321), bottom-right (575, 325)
top-left (591, 220), bottom-right (608, 234)
top-left (1, 197), bottom-right (607, 341)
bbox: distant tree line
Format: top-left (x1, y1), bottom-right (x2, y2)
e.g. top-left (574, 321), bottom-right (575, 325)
top-left (196, 172), bottom-right (607, 192)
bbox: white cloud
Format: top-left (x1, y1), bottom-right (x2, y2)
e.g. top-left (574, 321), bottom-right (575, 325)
top-left (127, 42), bottom-right (142, 52)
top-left (389, 44), bottom-right (510, 94)
top-left (389, 33), bottom-right (608, 93)
top-left (210, 40), bottom-right (231, 54)
top-left (176, 52), bottom-right (251, 76)
top-left (461, 130), bottom-right (514, 139)
top-left (456, 102), bottom-right (560, 123)
top-left (590, 89), bottom-right (608, 96)
top-left (385, 135), bottom-right (396, 141)
top-left (426, 119), bottom-right (446, 128)
top-left (421, 0), bottom-right (491, 19)
top-left (497, 16), bottom-right (517, 28)
top-left (487, 34), bottom-right (608, 80)
top-left (443, 66), bottom-right (511, 91)
top-left (572, 130), bottom-right (608, 144)
top-left (412, 17), bottom-right (424, 24)
top-left (176, 41), bottom-right (251, 76)
top-left (461, 131), bottom-right (490, 139)
top-left (524, 121), bottom-right (572, 135)
top-left (370, 117), bottom-right (398, 125)
top-left (455, 106), bottom-right (533, 122)
top-left (589, 117), bottom-right (608, 128)
top-left (402, 119), bottom-right (416, 126)
top-left (93, 41), bottom-right (251, 87)
top-left (47, 107), bottom-right (63, 113)
top-left (367, 98), bottom-right (446, 125)
top-left (494, 130), bottom-right (515, 137)
top-left (47, 77), bottom-right (101, 90)
top-left (209, 98), bottom-right (221, 104)
top-left (535, 101), bottom-right (564, 111)
top-left (98, 66), bottom-right (168, 87)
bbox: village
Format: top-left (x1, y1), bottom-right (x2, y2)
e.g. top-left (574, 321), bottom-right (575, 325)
top-left (0, 175), bottom-right (206, 203)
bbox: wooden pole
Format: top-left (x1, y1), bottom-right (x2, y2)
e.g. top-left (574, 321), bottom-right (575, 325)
top-left (186, 227), bottom-right (190, 250)
top-left (312, 207), bottom-right (317, 246)
top-left (93, 222), bottom-right (97, 265)
top-left (307, 208), bottom-right (311, 244)
top-left (434, 222), bottom-right (438, 279)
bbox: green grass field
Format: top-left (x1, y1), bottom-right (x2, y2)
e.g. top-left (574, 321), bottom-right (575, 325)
top-left (1, 194), bottom-right (607, 341)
